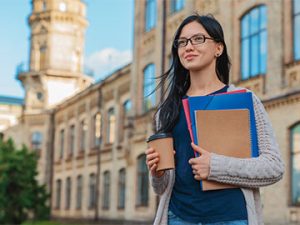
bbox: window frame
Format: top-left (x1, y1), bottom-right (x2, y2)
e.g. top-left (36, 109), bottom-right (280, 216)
top-left (107, 107), bottom-right (116, 144)
top-left (136, 154), bottom-right (149, 207)
top-left (145, 0), bottom-right (157, 32)
top-left (65, 177), bottom-right (71, 210)
top-left (59, 129), bottom-right (64, 159)
top-left (55, 179), bottom-right (62, 209)
top-left (170, 0), bottom-right (185, 14)
top-left (76, 175), bottom-right (83, 209)
top-left (31, 131), bottom-right (43, 152)
top-left (102, 171), bottom-right (111, 210)
top-left (290, 123), bottom-right (300, 206)
top-left (88, 173), bottom-right (96, 209)
top-left (293, 0), bottom-right (300, 61)
top-left (143, 64), bottom-right (156, 112)
top-left (118, 168), bottom-right (126, 209)
top-left (240, 5), bottom-right (267, 80)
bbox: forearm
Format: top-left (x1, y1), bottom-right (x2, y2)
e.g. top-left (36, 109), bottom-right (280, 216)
top-left (150, 170), bottom-right (170, 195)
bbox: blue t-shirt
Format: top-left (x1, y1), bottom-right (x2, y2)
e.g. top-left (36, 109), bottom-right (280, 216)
top-left (169, 86), bottom-right (248, 223)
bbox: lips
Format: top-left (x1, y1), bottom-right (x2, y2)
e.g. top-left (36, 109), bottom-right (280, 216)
top-left (184, 54), bottom-right (197, 60)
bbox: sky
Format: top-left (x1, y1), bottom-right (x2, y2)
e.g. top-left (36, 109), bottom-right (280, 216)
top-left (0, 0), bottom-right (134, 98)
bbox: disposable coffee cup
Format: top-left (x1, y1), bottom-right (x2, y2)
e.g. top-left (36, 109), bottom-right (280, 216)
top-left (147, 133), bottom-right (175, 171)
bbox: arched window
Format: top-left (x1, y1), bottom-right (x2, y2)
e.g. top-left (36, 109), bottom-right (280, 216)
top-left (136, 154), bottom-right (148, 206)
top-left (65, 177), bottom-right (71, 210)
top-left (31, 131), bottom-right (42, 152)
top-left (39, 46), bottom-right (46, 70)
top-left (120, 100), bottom-right (132, 142)
top-left (170, 0), bottom-right (185, 14)
top-left (88, 173), bottom-right (96, 209)
top-left (76, 175), bottom-right (83, 209)
top-left (143, 64), bottom-right (156, 111)
top-left (118, 168), bottom-right (126, 209)
top-left (145, 0), bottom-right (156, 32)
top-left (55, 179), bottom-right (61, 209)
top-left (107, 108), bottom-right (115, 143)
top-left (103, 171), bottom-right (110, 210)
top-left (123, 100), bottom-right (132, 115)
top-left (290, 123), bottom-right (300, 205)
top-left (93, 112), bottom-right (102, 147)
top-left (69, 125), bottom-right (75, 156)
top-left (240, 5), bottom-right (267, 80)
top-left (293, 0), bottom-right (300, 60)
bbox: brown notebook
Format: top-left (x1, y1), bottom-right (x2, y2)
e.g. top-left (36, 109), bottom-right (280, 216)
top-left (195, 109), bottom-right (252, 191)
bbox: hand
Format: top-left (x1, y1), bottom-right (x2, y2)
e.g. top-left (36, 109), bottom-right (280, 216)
top-left (145, 147), bottom-right (165, 178)
top-left (189, 142), bottom-right (211, 181)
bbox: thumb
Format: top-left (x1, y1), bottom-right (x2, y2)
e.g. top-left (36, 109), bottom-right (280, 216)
top-left (191, 142), bottom-right (207, 155)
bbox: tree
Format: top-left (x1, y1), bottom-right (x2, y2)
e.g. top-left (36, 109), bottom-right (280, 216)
top-left (0, 138), bottom-right (50, 224)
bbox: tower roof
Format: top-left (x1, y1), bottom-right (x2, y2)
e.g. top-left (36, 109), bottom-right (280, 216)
top-left (0, 95), bottom-right (24, 105)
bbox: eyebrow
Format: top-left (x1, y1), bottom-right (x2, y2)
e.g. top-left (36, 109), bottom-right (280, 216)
top-left (178, 33), bottom-right (206, 39)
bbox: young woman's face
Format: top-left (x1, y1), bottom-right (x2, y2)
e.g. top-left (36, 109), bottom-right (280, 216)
top-left (177, 21), bottom-right (221, 72)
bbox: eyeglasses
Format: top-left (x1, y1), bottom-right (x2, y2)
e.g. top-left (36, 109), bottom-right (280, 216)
top-left (174, 34), bottom-right (215, 48)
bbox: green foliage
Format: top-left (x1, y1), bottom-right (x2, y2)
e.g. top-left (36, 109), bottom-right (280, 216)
top-left (0, 138), bottom-right (50, 224)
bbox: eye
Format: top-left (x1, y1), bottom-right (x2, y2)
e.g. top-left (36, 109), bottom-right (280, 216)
top-left (176, 39), bottom-right (187, 46)
top-left (193, 35), bottom-right (204, 42)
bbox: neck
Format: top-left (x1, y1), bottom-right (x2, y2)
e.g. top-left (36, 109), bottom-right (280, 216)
top-left (187, 68), bottom-right (225, 96)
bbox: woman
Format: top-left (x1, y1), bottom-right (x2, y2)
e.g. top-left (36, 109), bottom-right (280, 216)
top-left (145, 14), bottom-right (284, 225)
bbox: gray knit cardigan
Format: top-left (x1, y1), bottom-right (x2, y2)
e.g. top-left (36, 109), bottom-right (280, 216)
top-left (150, 85), bottom-right (285, 225)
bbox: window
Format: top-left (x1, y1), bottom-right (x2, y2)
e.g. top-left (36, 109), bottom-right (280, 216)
top-left (79, 119), bottom-right (87, 152)
top-left (145, 0), bottom-right (156, 32)
top-left (59, 129), bottom-right (64, 159)
top-left (65, 177), bottom-right (71, 210)
top-left (118, 168), bottom-right (126, 209)
top-left (76, 175), bottom-right (83, 209)
top-left (136, 154), bottom-right (149, 206)
top-left (107, 108), bottom-right (116, 143)
top-left (42, 1), bottom-right (47, 11)
top-left (123, 100), bottom-right (132, 115)
top-left (69, 125), bottom-right (75, 156)
top-left (293, 0), bottom-right (300, 60)
top-left (88, 173), bottom-right (96, 209)
top-left (143, 64), bottom-right (156, 111)
top-left (291, 124), bottom-right (300, 205)
top-left (55, 179), bottom-right (61, 209)
top-left (31, 131), bottom-right (42, 152)
top-left (93, 113), bottom-right (102, 147)
top-left (170, 0), bottom-right (185, 14)
top-left (103, 171), bottom-right (110, 210)
top-left (240, 5), bottom-right (267, 80)
top-left (39, 46), bottom-right (46, 70)
top-left (120, 100), bottom-right (132, 142)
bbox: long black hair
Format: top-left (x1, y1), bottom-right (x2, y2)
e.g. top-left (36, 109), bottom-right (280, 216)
top-left (154, 13), bottom-right (231, 133)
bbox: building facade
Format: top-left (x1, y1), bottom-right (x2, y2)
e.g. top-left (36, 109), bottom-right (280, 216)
top-left (3, 0), bottom-right (300, 224)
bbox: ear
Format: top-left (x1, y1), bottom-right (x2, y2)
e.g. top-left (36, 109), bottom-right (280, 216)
top-left (215, 42), bottom-right (224, 57)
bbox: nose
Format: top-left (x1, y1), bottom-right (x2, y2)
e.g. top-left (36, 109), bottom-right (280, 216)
top-left (185, 40), bottom-right (194, 50)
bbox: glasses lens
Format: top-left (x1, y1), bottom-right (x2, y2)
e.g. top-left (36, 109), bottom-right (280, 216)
top-left (175, 39), bottom-right (187, 48)
top-left (192, 35), bottom-right (205, 44)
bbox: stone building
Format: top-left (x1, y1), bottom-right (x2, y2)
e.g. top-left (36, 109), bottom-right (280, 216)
top-left (3, 0), bottom-right (300, 224)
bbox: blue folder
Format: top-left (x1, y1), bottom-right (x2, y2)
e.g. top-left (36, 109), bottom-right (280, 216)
top-left (188, 92), bottom-right (259, 158)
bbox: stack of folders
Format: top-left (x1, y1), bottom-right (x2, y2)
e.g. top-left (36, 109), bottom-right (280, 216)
top-left (182, 90), bottom-right (259, 191)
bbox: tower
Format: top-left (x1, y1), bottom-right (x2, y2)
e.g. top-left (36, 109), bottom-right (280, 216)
top-left (18, 0), bottom-right (93, 112)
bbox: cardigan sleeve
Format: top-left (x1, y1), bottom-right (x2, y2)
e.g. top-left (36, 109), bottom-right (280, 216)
top-left (207, 92), bottom-right (285, 188)
top-left (150, 170), bottom-right (170, 195)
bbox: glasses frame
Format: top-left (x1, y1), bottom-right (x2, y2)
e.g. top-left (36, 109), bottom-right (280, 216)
top-left (174, 33), bottom-right (215, 48)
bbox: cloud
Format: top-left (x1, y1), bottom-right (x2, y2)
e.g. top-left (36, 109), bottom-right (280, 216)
top-left (85, 48), bottom-right (132, 80)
